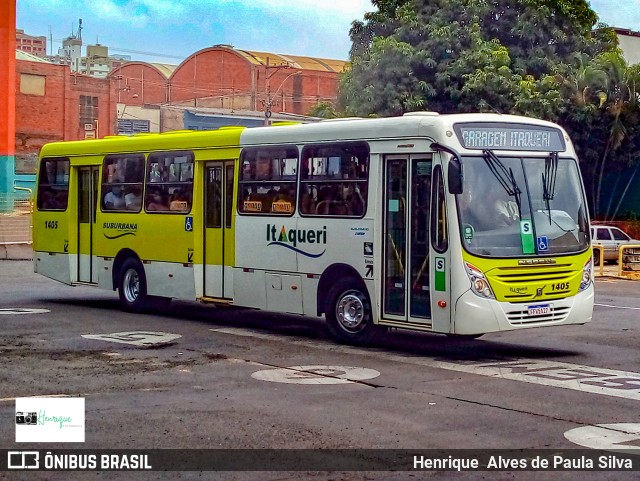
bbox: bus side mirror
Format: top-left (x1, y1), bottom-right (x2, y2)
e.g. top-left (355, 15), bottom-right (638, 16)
top-left (448, 157), bottom-right (463, 195)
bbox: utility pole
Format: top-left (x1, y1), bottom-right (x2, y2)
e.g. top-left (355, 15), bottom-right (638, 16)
top-left (0, 0), bottom-right (16, 210)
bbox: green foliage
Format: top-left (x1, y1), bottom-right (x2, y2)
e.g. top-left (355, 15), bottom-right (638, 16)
top-left (341, 0), bottom-right (606, 115)
top-left (306, 102), bottom-right (340, 119)
top-left (341, 0), bottom-right (640, 220)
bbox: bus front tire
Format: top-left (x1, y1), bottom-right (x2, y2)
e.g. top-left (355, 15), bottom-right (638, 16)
top-left (325, 279), bottom-right (381, 345)
top-left (118, 258), bottom-right (148, 312)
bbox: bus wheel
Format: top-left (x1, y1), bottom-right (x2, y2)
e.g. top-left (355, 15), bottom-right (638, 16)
top-left (118, 258), bottom-right (148, 312)
top-left (326, 279), bottom-right (380, 345)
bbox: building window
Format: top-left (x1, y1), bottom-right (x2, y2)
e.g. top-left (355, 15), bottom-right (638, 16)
top-left (79, 95), bottom-right (98, 129)
top-left (20, 74), bottom-right (45, 96)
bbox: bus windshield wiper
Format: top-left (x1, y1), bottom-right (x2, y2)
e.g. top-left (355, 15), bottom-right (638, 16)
top-left (482, 150), bottom-right (522, 219)
top-left (542, 152), bottom-right (558, 223)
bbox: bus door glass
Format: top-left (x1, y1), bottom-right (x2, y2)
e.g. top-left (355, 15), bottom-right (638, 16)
top-left (204, 161), bottom-right (235, 299)
top-left (77, 166), bottom-right (100, 283)
top-left (382, 155), bottom-right (432, 323)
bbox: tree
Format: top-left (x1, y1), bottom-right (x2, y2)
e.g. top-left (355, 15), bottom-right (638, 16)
top-left (307, 101), bottom-right (340, 119)
top-left (556, 49), bottom-right (640, 219)
top-left (341, 0), bottom-right (603, 116)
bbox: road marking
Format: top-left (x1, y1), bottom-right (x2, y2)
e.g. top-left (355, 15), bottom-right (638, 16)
top-left (210, 327), bottom-right (640, 401)
top-left (0, 308), bottom-right (50, 315)
top-left (565, 424), bottom-right (640, 452)
top-left (0, 394), bottom-right (73, 403)
top-left (251, 365), bottom-right (380, 384)
top-left (82, 331), bottom-right (181, 346)
top-left (595, 303), bottom-right (640, 310)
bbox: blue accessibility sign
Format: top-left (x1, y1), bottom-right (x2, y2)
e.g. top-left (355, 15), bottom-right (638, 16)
top-left (537, 235), bottom-right (549, 252)
top-left (185, 216), bottom-right (193, 232)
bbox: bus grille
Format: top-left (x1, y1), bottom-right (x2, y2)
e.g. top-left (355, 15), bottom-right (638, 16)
top-left (492, 264), bottom-right (575, 284)
top-left (506, 306), bottom-right (571, 325)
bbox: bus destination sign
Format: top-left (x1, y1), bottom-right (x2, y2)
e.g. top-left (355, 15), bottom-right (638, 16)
top-left (454, 123), bottom-right (566, 152)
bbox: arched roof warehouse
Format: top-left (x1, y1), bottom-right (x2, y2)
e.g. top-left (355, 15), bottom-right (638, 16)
top-left (109, 45), bottom-right (346, 116)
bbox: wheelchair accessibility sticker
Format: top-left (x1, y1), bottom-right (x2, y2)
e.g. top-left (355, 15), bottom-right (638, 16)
top-left (537, 236), bottom-right (549, 252)
top-left (185, 216), bottom-right (193, 232)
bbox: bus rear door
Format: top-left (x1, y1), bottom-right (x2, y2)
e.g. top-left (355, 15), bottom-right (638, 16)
top-left (203, 161), bottom-right (235, 300)
top-left (77, 166), bottom-right (100, 283)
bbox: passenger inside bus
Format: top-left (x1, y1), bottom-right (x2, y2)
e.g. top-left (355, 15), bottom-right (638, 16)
top-left (169, 189), bottom-right (190, 211)
top-left (124, 186), bottom-right (142, 211)
top-left (146, 188), bottom-right (169, 211)
top-left (103, 186), bottom-right (126, 210)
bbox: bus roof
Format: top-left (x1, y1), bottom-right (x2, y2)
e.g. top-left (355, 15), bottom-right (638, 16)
top-left (238, 112), bottom-right (568, 147)
top-left (39, 112), bottom-right (570, 159)
top-left (39, 126), bottom-right (246, 158)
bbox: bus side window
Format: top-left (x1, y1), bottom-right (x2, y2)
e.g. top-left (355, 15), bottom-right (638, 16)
top-left (145, 151), bottom-right (194, 214)
top-left (237, 146), bottom-right (298, 216)
top-left (37, 158), bottom-right (70, 211)
top-left (101, 154), bottom-right (145, 213)
top-left (300, 142), bottom-right (369, 217)
top-left (430, 165), bottom-right (448, 253)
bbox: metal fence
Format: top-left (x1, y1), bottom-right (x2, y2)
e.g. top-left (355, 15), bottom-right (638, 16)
top-left (0, 191), bottom-right (33, 245)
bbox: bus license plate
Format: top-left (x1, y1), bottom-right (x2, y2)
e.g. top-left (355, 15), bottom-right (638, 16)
top-left (527, 304), bottom-right (550, 316)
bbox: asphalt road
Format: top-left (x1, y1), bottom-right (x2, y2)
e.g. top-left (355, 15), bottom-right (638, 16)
top-left (1, 260), bottom-right (639, 480)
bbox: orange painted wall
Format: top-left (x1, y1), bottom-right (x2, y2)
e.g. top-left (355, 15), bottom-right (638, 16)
top-left (0, 0), bottom-right (16, 157)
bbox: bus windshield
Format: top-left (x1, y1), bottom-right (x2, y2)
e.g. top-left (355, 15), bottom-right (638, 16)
top-left (456, 154), bottom-right (589, 257)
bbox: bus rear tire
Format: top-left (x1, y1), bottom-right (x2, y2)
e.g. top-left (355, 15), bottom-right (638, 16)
top-left (118, 258), bottom-right (148, 312)
top-left (325, 279), bottom-right (381, 345)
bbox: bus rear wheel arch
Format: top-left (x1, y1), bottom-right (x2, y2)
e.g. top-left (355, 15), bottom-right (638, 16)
top-left (325, 278), bottom-right (382, 345)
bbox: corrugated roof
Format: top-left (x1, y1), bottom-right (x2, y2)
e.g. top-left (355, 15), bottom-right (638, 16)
top-left (149, 63), bottom-right (177, 77)
top-left (15, 50), bottom-right (51, 63)
top-left (235, 49), bottom-right (347, 73)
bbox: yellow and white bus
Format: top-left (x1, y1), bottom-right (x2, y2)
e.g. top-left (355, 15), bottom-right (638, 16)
top-left (33, 112), bottom-right (594, 344)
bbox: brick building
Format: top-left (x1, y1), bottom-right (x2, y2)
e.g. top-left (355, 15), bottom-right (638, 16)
top-left (16, 28), bottom-right (46, 58)
top-left (15, 50), bottom-right (115, 162)
top-left (110, 45), bottom-right (346, 130)
top-left (14, 45), bottom-right (346, 163)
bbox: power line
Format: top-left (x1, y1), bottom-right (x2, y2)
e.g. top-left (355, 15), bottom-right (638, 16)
top-left (48, 37), bottom-right (185, 60)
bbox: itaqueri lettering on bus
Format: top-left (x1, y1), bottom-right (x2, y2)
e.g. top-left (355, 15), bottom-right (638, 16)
top-left (266, 224), bottom-right (327, 258)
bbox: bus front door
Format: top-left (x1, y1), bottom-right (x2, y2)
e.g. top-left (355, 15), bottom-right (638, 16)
top-left (204, 161), bottom-right (235, 300)
top-left (77, 166), bottom-right (100, 284)
top-left (382, 156), bottom-right (433, 325)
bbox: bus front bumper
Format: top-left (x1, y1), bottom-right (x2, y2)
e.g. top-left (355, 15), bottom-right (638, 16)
top-left (452, 284), bottom-right (594, 335)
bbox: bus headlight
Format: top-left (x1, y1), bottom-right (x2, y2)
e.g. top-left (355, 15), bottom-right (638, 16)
top-left (579, 256), bottom-right (592, 291)
top-left (464, 262), bottom-right (495, 299)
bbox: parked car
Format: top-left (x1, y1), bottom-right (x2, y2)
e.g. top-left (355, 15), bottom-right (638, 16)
top-left (591, 225), bottom-right (640, 264)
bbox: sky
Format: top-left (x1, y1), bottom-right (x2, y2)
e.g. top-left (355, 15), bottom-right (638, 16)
top-left (15, 0), bottom-right (640, 64)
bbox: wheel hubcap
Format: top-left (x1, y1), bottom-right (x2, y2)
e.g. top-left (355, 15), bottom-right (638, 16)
top-left (123, 268), bottom-right (140, 303)
top-left (336, 293), bottom-right (365, 330)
